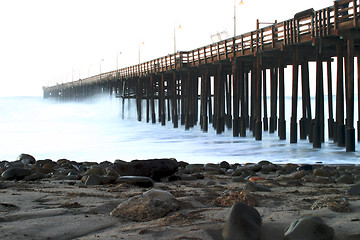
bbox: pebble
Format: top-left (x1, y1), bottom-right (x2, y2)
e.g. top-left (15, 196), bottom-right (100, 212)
top-left (222, 202), bottom-right (262, 240)
top-left (244, 181), bottom-right (271, 192)
top-left (116, 176), bottom-right (154, 188)
top-left (313, 168), bottom-right (332, 177)
top-left (284, 216), bottom-right (334, 240)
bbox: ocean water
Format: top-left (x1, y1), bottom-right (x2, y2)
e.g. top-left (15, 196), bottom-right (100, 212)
top-left (0, 96), bottom-right (359, 165)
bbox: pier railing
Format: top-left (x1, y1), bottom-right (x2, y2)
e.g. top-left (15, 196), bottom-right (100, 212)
top-left (45, 0), bottom-right (359, 91)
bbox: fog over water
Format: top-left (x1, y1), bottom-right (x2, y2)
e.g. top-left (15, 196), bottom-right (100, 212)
top-left (0, 96), bottom-right (359, 165)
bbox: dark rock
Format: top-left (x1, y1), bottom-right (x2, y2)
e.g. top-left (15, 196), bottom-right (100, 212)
top-left (111, 158), bottom-right (178, 181)
top-left (244, 181), bottom-right (271, 192)
top-left (110, 189), bottom-right (179, 221)
top-left (116, 176), bottom-right (154, 188)
top-left (168, 175), bottom-right (181, 182)
top-left (220, 161), bottom-right (230, 169)
top-left (314, 176), bottom-right (334, 184)
top-left (185, 164), bottom-right (204, 173)
top-left (336, 175), bottom-right (354, 184)
top-left (313, 168), bottom-right (332, 177)
top-left (23, 172), bottom-right (47, 181)
top-left (231, 176), bottom-right (246, 183)
top-left (84, 166), bottom-right (105, 176)
top-left (1, 167), bottom-right (32, 180)
top-left (284, 216), bottom-right (334, 240)
top-left (100, 175), bottom-right (116, 184)
top-left (297, 164), bottom-right (313, 171)
top-left (282, 163), bottom-right (299, 174)
top-left (222, 202), bottom-right (262, 240)
top-left (85, 174), bottom-right (102, 186)
top-left (17, 153), bottom-right (36, 165)
top-left (346, 184), bottom-right (360, 196)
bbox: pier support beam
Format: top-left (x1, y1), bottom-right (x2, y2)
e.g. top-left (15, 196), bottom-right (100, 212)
top-left (346, 35), bottom-right (355, 152)
top-left (232, 59), bottom-right (240, 136)
top-left (278, 59), bottom-right (286, 140)
top-left (255, 54), bottom-right (262, 141)
top-left (313, 50), bottom-right (324, 148)
top-left (269, 67), bottom-right (278, 134)
top-left (290, 50), bottom-right (299, 143)
top-left (335, 42), bottom-right (346, 146)
top-left (263, 69), bottom-right (269, 131)
top-left (327, 60), bottom-right (335, 139)
top-left (240, 63), bottom-right (247, 137)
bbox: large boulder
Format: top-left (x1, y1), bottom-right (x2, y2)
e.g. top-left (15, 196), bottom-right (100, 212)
top-left (284, 216), bottom-right (334, 240)
top-left (110, 189), bottom-right (179, 221)
top-left (111, 158), bottom-right (178, 181)
top-left (17, 153), bottom-right (36, 165)
top-left (1, 167), bottom-right (32, 180)
top-left (222, 202), bottom-right (262, 240)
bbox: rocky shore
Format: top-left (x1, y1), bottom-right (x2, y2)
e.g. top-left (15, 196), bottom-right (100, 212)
top-left (1, 154), bottom-right (360, 240)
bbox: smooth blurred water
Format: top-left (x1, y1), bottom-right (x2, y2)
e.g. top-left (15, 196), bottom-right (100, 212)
top-left (0, 96), bottom-right (359, 164)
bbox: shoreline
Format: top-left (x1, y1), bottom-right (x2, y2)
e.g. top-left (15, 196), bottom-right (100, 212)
top-left (1, 154), bottom-right (360, 239)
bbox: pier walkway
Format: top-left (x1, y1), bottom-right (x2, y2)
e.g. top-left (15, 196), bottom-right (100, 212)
top-left (44, 0), bottom-right (360, 151)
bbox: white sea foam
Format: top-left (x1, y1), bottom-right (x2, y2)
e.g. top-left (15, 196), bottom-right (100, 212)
top-left (0, 96), bottom-right (359, 164)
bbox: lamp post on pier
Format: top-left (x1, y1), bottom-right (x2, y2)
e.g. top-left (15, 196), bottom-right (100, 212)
top-left (234, 0), bottom-right (244, 37)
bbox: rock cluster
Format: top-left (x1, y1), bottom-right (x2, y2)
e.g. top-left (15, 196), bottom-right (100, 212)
top-left (1, 154), bottom-right (360, 239)
top-left (0, 154), bottom-right (178, 186)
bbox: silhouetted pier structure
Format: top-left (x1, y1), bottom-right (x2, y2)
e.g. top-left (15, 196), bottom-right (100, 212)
top-left (44, 0), bottom-right (360, 152)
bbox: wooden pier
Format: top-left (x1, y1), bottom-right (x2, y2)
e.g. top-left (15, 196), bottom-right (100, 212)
top-left (44, 0), bottom-right (360, 152)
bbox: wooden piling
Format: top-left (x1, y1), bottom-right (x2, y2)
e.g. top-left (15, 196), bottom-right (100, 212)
top-left (269, 67), bottom-right (278, 134)
top-left (346, 35), bottom-right (355, 151)
top-left (278, 59), bottom-right (286, 140)
top-left (336, 42), bottom-right (346, 147)
top-left (327, 60), bottom-right (335, 139)
top-left (232, 59), bottom-right (240, 137)
top-left (290, 50), bottom-right (299, 143)
top-left (263, 69), bottom-right (269, 131)
top-left (255, 54), bottom-right (262, 141)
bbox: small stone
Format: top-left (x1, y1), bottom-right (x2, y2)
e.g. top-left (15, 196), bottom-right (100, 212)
top-left (346, 184), bottom-right (360, 196)
top-left (85, 174), bottom-right (102, 186)
top-left (85, 166), bottom-right (105, 176)
top-left (231, 176), bottom-right (246, 183)
top-left (116, 176), bottom-right (154, 188)
top-left (336, 175), bottom-right (354, 184)
top-left (282, 163), bottom-right (299, 174)
top-left (284, 216), bottom-right (334, 240)
top-left (222, 202), bottom-right (262, 240)
top-left (314, 176), bottom-right (334, 184)
top-left (244, 181), bottom-right (271, 192)
top-left (185, 164), bottom-right (204, 173)
top-left (297, 164), bottom-right (313, 171)
top-left (313, 168), bottom-right (332, 177)
top-left (23, 172), bottom-right (47, 181)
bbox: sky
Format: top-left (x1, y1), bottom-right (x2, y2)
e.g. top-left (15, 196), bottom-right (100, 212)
top-left (0, 0), bottom-right (334, 97)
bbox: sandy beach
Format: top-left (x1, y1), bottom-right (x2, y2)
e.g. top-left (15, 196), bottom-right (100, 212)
top-left (1, 156), bottom-right (360, 240)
